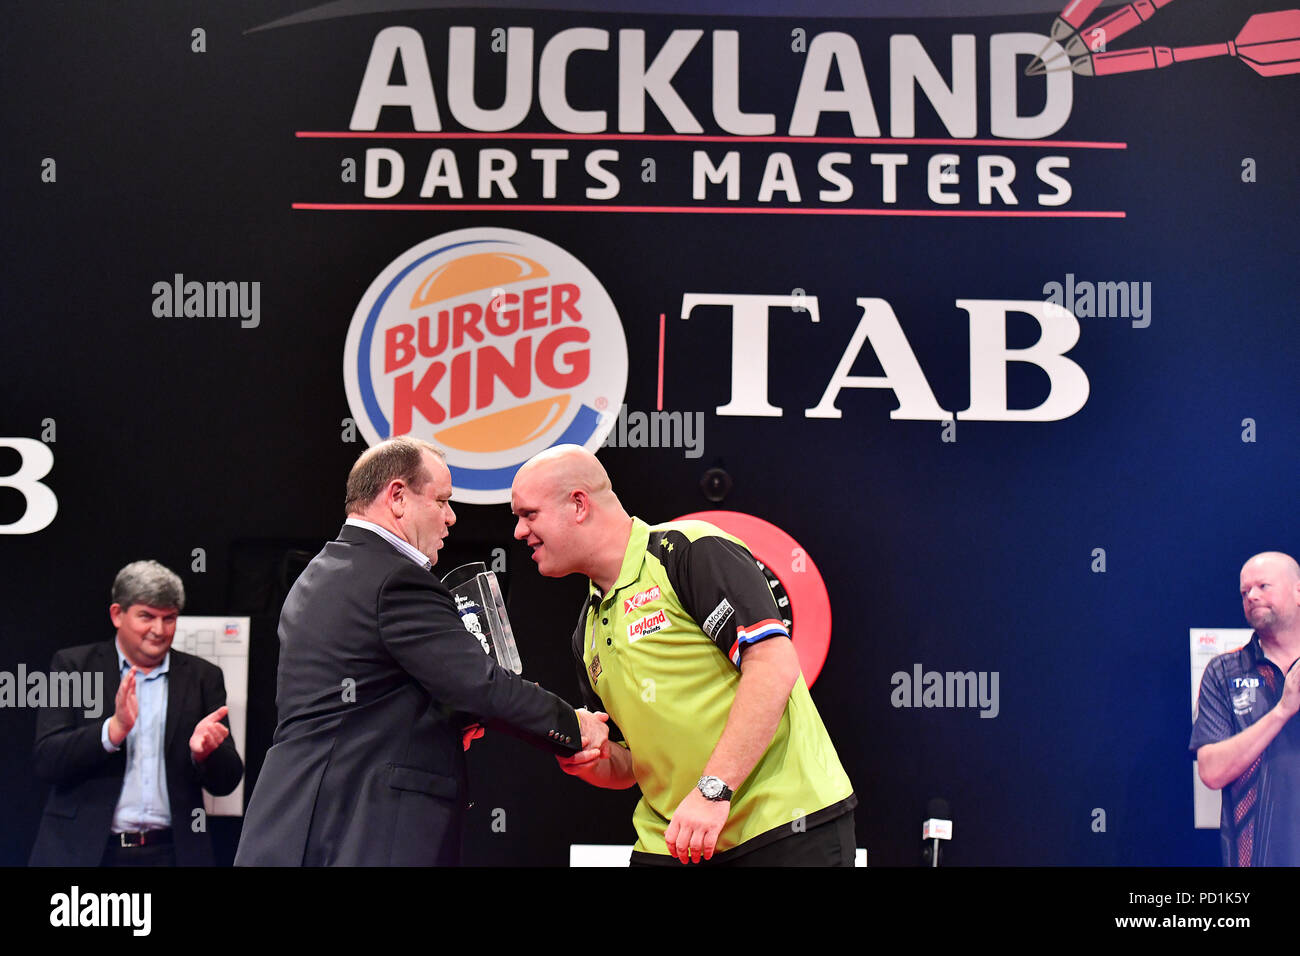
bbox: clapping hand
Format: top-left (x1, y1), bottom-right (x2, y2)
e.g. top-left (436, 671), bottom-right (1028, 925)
top-left (189, 706), bottom-right (231, 762)
top-left (107, 667), bottom-right (139, 747)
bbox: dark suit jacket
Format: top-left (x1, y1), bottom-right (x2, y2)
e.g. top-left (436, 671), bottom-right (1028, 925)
top-left (29, 641), bottom-right (244, 866)
top-left (234, 524), bottom-right (582, 866)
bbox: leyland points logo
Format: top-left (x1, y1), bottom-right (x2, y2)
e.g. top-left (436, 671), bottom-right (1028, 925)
top-left (343, 228), bottom-right (628, 504)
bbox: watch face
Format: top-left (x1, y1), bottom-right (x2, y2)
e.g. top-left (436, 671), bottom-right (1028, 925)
top-left (700, 777), bottom-right (725, 799)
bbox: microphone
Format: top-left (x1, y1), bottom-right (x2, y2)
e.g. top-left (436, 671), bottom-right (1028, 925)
top-left (921, 797), bottom-right (952, 867)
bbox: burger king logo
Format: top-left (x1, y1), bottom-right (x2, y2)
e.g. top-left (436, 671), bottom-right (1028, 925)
top-left (343, 228), bottom-right (628, 504)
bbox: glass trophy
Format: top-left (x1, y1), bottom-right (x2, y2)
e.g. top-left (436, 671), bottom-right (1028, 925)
top-left (441, 562), bottom-right (523, 674)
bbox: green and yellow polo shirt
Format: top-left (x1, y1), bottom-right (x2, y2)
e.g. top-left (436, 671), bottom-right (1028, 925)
top-left (572, 517), bottom-right (855, 862)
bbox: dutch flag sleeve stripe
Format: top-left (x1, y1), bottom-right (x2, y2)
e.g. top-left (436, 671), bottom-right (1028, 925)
top-left (736, 618), bottom-right (789, 645)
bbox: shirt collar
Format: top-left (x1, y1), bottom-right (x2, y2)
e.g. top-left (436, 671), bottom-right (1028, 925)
top-left (1244, 631), bottom-right (1264, 666)
top-left (1244, 631), bottom-right (1292, 675)
top-left (589, 516), bottom-right (649, 602)
top-left (346, 517), bottom-right (432, 571)
top-left (114, 638), bottom-right (170, 679)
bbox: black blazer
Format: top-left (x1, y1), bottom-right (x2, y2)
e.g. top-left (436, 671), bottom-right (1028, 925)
top-left (29, 641), bottom-right (244, 866)
top-left (235, 524), bottom-right (582, 866)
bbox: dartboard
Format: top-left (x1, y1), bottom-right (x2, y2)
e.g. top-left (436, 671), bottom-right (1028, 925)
top-left (675, 510), bottom-right (832, 688)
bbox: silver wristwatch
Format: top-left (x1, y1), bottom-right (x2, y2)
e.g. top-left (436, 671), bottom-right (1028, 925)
top-left (697, 775), bottom-right (734, 802)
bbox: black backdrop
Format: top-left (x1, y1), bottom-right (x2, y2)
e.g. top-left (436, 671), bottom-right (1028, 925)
top-left (2, 0), bottom-right (1297, 867)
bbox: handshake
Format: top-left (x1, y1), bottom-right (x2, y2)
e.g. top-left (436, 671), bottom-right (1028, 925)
top-left (556, 708), bottom-right (636, 790)
top-left (461, 707), bottom-right (611, 763)
top-left (572, 708), bottom-right (612, 762)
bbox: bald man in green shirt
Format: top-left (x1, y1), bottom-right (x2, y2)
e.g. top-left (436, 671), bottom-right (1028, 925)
top-left (512, 445), bottom-right (856, 866)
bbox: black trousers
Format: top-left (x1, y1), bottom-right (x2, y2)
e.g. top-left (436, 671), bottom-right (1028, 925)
top-left (631, 810), bottom-right (857, 867)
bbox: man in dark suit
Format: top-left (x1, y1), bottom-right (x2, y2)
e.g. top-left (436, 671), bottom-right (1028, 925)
top-left (235, 437), bottom-right (608, 866)
top-left (30, 560), bottom-right (244, 866)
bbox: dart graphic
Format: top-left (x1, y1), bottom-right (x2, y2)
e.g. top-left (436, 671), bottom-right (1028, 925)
top-left (1066, 9), bottom-right (1300, 76)
top-left (1029, 0), bottom-right (1107, 68)
top-left (1062, 0), bottom-right (1179, 58)
top-left (1045, 0), bottom-right (1107, 42)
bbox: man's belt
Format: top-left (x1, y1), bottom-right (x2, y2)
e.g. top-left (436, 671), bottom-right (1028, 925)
top-left (112, 828), bottom-right (173, 848)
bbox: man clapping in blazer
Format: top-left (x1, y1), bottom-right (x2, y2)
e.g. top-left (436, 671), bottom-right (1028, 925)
top-left (30, 560), bottom-right (243, 866)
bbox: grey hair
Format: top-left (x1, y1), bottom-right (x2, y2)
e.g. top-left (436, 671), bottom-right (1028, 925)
top-left (111, 560), bottom-right (186, 611)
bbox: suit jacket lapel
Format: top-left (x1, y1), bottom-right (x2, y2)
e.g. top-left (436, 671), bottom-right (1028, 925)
top-left (164, 651), bottom-right (185, 752)
top-left (96, 641), bottom-right (123, 729)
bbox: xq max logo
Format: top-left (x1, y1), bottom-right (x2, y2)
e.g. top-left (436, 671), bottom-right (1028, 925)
top-left (624, 586), bottom-right (660, 614)
top-left (0, 438), bottom-right (57, 534)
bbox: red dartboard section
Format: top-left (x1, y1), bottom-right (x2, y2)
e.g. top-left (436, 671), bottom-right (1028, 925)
top-left (674, 511), bottom-right (832, 688)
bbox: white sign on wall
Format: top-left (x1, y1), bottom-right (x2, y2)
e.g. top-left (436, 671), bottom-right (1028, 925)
top-left (175, 616), bottom-right (250, 817)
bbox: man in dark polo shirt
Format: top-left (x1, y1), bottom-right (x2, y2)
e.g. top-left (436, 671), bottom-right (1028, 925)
top-left (1191, 551), bottom-right (1300, 866)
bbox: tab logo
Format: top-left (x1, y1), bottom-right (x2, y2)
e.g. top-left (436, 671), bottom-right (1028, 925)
top-left (0, 438), bottom-right (58, 534)
top-left (343, 227), bottom-right (628, 504)
top-left (1233, 677), bottom-right (1260, 688)
top-left (627, 609), bottom-right (668, 642)
top-left (624, 586), bottom-right (661, 615)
